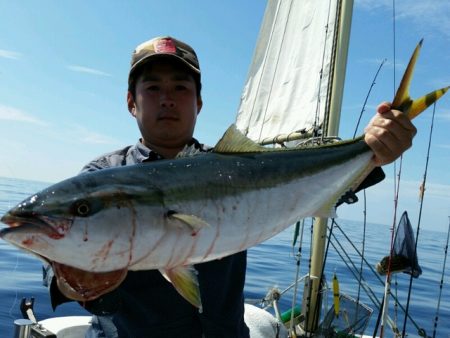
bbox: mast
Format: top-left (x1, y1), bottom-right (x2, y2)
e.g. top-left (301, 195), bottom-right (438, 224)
top-left (302, 0), bottom-right (354, 333)
top-left (235, 0), bottom-right (354, 331)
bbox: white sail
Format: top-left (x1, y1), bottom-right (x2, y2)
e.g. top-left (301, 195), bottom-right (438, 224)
top-left (236, 0), bottom-right (355, 334)
top-left (235, 0), bottom-right (340, 143)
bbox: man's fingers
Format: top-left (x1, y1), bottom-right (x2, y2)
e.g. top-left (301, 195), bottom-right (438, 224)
top-left (364, 108), bottom-right (416, 166)
top-left (364, 132), bottom-right (395, 166)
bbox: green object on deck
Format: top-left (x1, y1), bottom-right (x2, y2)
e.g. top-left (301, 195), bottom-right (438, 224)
top-left (280, 305), bottom-right (301, 323)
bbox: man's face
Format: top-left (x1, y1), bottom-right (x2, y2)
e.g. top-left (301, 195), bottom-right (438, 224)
top-left (128, 60), bottom-right (202, 153)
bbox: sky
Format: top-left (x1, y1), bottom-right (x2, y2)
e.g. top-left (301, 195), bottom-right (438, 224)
top-left (0, 0), bottom-right (449, 232)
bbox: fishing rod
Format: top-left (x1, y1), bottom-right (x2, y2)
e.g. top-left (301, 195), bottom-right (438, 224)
top-left (330, 222), bottom-right (424, 334)
top-left (329, 230), bottom-right (381, 309)
top-left (327, 235), bottom-right (401, 334)
top-left (288, 219), bottom-right (306, 336)
top-left (352, 58), bottom-right (387, 139)
top-left (355, 189), bottom-right (368, 330)
top-left (400, 102), bottom-right (437, 337)
top-left (432, 216), bottom-right (450, 338)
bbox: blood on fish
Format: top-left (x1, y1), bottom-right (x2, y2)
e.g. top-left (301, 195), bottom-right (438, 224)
top-left (22, 238), bottom-right (33, 246)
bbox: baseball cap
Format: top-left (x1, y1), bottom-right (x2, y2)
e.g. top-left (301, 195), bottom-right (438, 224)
top-left (128, 36), bottom-right (200, 83)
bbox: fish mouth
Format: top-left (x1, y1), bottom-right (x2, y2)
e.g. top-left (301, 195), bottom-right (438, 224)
top-left (0, 212), bottom-right (66, 239)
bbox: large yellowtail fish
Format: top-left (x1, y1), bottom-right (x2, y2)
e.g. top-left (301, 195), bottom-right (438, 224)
top-left (0, 41), bottom-right (447, 309)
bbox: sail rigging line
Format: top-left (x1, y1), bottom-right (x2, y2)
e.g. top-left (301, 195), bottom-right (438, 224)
top-left (255, 0), bottom-right (293, 143)
top-left (432, 216), bottom-right (450, 338)
top-left (352, 59), bottom-right (387, 139)
top-left (401, 102), bottom-right (437, 338)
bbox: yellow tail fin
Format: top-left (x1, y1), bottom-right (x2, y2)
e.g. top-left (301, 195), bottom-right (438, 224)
top-left (392, 39), bottom-right (449, 120)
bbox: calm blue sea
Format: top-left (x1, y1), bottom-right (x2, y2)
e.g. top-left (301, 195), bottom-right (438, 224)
top-left (0, 176), bottom-right (448, 337)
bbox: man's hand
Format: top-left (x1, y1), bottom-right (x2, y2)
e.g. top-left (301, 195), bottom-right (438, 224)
top-left (364, 102), bottom-right (417, 166)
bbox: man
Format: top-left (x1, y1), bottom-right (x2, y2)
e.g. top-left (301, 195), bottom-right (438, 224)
top-left (46, 36), bottom-right (416, 338)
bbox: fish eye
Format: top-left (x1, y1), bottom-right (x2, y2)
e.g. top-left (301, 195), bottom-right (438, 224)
top-left (72, 200), bottom-right (91, 217)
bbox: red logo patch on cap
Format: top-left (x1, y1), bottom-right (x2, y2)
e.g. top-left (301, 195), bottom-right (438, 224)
top-left (154, 38), bottom-right (177, 54)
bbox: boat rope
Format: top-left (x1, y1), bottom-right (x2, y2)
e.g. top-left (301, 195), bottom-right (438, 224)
top-left (401, 103), bottom-right (437, 338)
top-left (432, 216), bottom-right (450, 338)
top-left (352, 59), bottom-right (386, 139)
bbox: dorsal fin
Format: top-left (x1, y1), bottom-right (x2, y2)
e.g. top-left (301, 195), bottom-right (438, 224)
top-left (176, 144), bottom-right (202, 158)
top-left (213, 124), bottom-right (275, 153)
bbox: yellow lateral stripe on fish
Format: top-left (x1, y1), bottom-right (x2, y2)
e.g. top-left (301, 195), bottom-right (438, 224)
top-left (392, 39), bottom-right (449, 120)
top-left (333, 272), bottom-right (340, 317)
top-left (0, 39), bottom-right (447, 307)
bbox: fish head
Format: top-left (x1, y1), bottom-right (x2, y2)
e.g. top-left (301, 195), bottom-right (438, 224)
top-left (0, 172), bottom-right (148, 272)
top-left (0, 172), bottom-right (157, 301)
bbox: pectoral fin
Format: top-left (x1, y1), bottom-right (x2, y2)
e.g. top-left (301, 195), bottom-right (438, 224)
top-left (392, 39), bottom-right (449, 120)
top-left (167, 211), bottom-right (210, 236)
top-left (160, 266), bottom-right (202, 311)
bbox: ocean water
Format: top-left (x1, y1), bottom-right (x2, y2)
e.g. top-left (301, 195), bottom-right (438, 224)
top-left (0, 176), bottom-right (448, 338)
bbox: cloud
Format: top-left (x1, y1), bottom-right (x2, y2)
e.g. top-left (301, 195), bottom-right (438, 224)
top-left (0, 104), bottom-right (48, 126)
top-left (0, 49), bottom-right (22, 60)
top-left (67, 65), bottom-right (112, 77)
top-left (435, 108), bottom-right (450, 122)
top-left (356, 0), bottom-right (450, 39)
top-left (358, 58), bottom-right (406, 71)
top-left (69, 124), bottom-right (118, 145)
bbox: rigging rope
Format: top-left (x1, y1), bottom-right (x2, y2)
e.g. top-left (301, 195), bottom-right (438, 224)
top-left (401, 103), bottom-right (437, 338)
